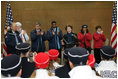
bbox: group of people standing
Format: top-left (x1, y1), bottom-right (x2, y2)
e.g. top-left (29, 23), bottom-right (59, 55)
top-left (2, 21), bottom-right (117, 78)
top-left (4, 21), bottom-right (106, 64)
top-left (31, 21), bottom-right (106, 64)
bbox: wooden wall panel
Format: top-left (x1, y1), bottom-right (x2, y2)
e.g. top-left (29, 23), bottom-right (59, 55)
top-left (1, 1), bottom-right (113, 51)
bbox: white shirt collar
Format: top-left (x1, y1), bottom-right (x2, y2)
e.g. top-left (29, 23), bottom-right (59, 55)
top-left (96, 60), bottom-right (117, 72)
top-left (35, 69), bottom-right (59, 78)
top-left (36, 69), bottom-right (49, 78)
top-left (98, 60), bottom-right (116, 67)
top-left (69, 65), bottom-right (98, 78)
top-left (12, 31), bottom-right (15, 34)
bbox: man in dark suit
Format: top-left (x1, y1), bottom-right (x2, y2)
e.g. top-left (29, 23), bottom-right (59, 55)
top-left (5, 22), bottom-right (22, 54)
top-left (47, 21), bottom-right (63, 58)
top-left (30, 22), bottom-right (46, 53)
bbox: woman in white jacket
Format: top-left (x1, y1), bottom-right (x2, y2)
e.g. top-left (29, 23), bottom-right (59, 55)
top-left (16, 22), bottom-right (29, 43)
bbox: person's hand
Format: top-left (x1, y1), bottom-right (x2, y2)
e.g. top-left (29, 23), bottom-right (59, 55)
top-left (41, 31), bottom-right (44, 35)
top-left (32, 52), bottom-right (37, 61)
top-left (84, 31), bottom-right (86, 35)
top-left (61, 41), bottom-right (64, 45)
top-left (57, 31), bottom-right (60, 35)
top-left (23, 30), bottom-right (26, 34)
top-left (24, 51), bottom-right (30, 57)
top-left (37, 31), bottom-right (40, 35)
top-left (100, 31), bottom-right (103, 34)
top-left (74, 45), bottom-right (77, 47)
top-left (52, 32), bottom-right (55, 35)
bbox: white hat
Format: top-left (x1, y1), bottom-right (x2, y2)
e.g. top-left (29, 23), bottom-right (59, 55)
top-left (16, 22), bottom-right (22, 27)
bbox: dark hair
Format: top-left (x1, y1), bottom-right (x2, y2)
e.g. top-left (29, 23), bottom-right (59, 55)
top-left (71, 61), bottom-right (87, 67)
top-left (80, 25), bottom-right (89, 34)
top-left (65, 25), bottom-right (73, 30)
top-left (96, 25), bottom-right (102, 31)
top-left (36, 22), bottom-right (41, 26)
top-left (51, 21), bottom-right (56, 24)
top-left (80, 28), bottom-right (89, 34)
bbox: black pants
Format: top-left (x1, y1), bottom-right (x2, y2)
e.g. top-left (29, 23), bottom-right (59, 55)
top-left (94, 48), bottom-right (101, 64)
top-left (58, 49), bottom-right (62, 58)
top-left (86, 47), bottom-right (92, 54)
top-left (36, 50), bottom-right (45, 53)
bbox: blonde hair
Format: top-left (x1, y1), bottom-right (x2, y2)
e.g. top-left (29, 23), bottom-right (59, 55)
top-left (30, 69), bottom-right (53, 78)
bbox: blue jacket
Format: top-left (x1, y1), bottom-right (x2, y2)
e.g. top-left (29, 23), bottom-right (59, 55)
top-left (47, 27), bottom-right (63, 50)
top-left (30, 29), bottom-right (46, 52)
top-left (5, 29), bottom-right (22, 54)
top-left (63, 32), bottom-right (78, 49)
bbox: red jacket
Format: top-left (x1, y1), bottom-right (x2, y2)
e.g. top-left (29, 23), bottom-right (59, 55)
top-left (93, 32), bottom-right (106, 48)
top-left (78, 32), bottom-right (92, 48)
top-left (88, 54), bottom-right (95, 68)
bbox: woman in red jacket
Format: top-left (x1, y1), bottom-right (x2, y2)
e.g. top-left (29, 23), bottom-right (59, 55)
top-left (78, 25), bottom-right (92, 53)
top-left (93, 26), bottom-right (106, 64)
